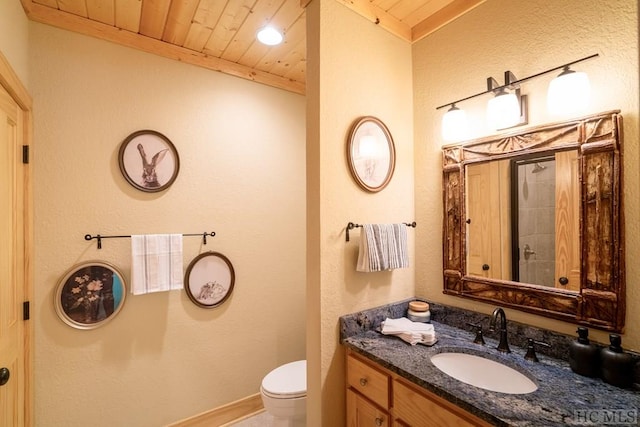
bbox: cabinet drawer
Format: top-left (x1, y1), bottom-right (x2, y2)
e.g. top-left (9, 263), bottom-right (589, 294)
top-left (347, 354), bottom-right (390, 409)
top-left (393, 379), bottom-right (487, 427)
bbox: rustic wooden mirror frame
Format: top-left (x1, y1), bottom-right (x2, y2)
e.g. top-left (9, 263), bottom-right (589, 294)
top-left (442, 110), bottom-right (625, 332)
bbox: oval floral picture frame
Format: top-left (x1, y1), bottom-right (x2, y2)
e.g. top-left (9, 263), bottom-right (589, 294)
top-left (54, 261), bottom-right (127, 330)
top-left (118, 130), bottom-right (180, 193)
top-left (347, 116), bottom-right (396, 192)
top-left (184, 251), bottom-right (236, 309)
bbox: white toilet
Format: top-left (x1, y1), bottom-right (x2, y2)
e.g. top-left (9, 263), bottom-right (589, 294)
top-left (260, 360), bottom-right (307, 427)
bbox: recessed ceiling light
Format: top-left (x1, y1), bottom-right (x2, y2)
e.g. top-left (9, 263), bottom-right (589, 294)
top-left (257, 26), bottom-right (283, 46)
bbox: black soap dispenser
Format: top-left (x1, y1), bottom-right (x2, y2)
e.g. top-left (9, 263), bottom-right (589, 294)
top-left (600, 334), bottom-right (634, 388)
top-left (569, 327), bottom-right (600, 377)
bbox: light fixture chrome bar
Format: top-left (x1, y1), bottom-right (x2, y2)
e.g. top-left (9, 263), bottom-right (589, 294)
top-left (435, 53), bottom-right (599, 110)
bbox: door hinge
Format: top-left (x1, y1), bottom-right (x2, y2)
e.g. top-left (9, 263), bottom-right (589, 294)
top-left (23, 301), bottom-right (30, 320)
top-left (22, 145), bottom-right (29, 164)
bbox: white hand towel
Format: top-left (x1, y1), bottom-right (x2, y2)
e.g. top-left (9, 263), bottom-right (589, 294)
top-left (381, 317), bottom-right (436, 346)
top-left (356, 228), bottom-right (368, 272)
top-left (382, 317), bottom-right (434, 334)
top-left (131, 234), bottom-right (184, 295)
top-left (392, 332), bottom-right (438, 346)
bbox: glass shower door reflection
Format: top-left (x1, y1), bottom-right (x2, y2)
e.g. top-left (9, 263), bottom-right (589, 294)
top-left (513, 157), bottom-right (556, 287)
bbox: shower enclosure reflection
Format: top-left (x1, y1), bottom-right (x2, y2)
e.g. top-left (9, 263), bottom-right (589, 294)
top-left (515, 157), bottom-right (556, 287)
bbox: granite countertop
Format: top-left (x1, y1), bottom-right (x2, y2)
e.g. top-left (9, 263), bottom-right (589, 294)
top-left (341, 302), bottom-right (640, 427)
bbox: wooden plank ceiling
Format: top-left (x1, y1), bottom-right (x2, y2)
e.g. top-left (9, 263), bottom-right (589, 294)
top-left (19, 0), bottom-right (485, 94)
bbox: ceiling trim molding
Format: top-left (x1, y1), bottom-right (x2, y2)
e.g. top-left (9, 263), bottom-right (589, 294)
top-left (334, 0), bottom-right (412, 42)
top-left (412, 0), bottom-right (486, 42)
top-left (20, 1), bottom-right (305, 95)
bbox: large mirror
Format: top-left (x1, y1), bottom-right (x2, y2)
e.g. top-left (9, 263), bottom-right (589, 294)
top-left (442, 111), bottom-right (625, 332)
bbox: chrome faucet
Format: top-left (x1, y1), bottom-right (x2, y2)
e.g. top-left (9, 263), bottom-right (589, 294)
top-left (489, 307), bottom-right (511, 353)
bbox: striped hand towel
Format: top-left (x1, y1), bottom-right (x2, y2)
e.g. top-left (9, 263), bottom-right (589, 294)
top-left (356, 224), bottom-right (408, 272)
top-left (386, 223), bottom-right (408, 270)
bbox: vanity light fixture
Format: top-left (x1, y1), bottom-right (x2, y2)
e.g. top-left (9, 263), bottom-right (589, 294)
top-left (436, 54), bottom-right (598, 140)
top-left (486, 89), bottom-right (521, 129)
top-left (486, 72), bottom-right (528, 130)
top-left (257, 26), bottom-right (284, 46)
top-left (441, 104), bottom-right (469, 142)
top-left (547, 66), bottom-right (591, 116)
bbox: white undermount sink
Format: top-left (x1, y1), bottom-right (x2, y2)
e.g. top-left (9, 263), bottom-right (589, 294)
top-left (430, 352), bottom-right (538, 394)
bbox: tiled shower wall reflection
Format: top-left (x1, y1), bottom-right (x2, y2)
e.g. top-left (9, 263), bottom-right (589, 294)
top-left (517, 160), bottom-right (556, 286)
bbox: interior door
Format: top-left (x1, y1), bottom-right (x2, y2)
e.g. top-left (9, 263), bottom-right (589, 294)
top-left (0, 82), bottom-right (26, 426)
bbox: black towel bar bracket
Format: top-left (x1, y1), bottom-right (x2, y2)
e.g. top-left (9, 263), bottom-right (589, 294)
top-left (84, 232), bottom-right (216, 249)
top-left (346, 221), bottom-right (416, 242)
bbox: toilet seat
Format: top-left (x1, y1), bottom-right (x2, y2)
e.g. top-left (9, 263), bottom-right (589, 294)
top-left (261, 360), bottom-right (306, 399)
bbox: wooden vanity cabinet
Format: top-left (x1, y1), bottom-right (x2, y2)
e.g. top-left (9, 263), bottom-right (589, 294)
top-left (346, 349), bottom-right (491, 427)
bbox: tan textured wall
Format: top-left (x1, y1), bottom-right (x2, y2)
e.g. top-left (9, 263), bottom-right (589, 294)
top-left (414, 0), bottom-right (640, 349)
top-left (30, 24), bottom-right (306, 427)
top-left (13, 0), bottom-right (638, 425)
top-left (306, 1), bottom-right (415, 425)
top-left (0, 0), bottom-right (30, 86)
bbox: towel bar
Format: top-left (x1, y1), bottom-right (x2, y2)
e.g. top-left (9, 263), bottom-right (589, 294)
top-left (346, 221), bottom-right (416, 242)
top-left (84, 231), bottom-right (216, 249)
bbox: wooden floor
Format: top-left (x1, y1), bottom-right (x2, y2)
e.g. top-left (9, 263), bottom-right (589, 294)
top-left (224, 410), bottom-right (274, 427)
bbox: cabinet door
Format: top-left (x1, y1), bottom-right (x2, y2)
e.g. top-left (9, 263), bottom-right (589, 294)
top-left (393, 379), bottom-right (487, 427)
top-left (347, 388), bottom-right (389, 427)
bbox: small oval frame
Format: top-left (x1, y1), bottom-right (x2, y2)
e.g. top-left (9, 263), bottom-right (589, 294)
top-left (346, 116), bottom-right (396, 192)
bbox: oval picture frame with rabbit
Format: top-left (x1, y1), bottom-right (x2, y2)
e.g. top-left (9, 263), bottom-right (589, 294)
top-left (118, 130), bottom-right (180, 193)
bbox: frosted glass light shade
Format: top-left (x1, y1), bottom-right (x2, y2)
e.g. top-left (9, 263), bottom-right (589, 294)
top-left (547, 70), bottom-right (591, 115)
top-left (487, 91), bottom-right (520, 130)
top-left (257, 26), bottom-right (283, 45)
top-left (441, 107), bottom-right (469, 141)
